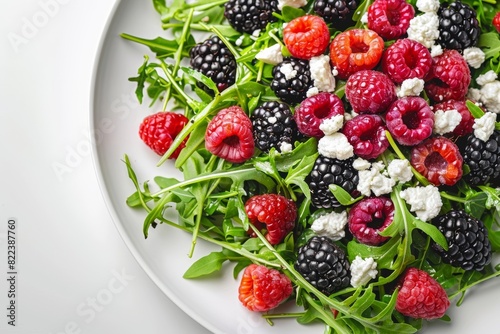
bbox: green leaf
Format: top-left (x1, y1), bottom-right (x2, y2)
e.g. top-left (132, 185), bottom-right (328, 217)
top-left (128, 56), bottom-right (149, 104)
top-left (413, 220), bottom-right (448, 251)
top-left (180, 66), bottom-right (218, 95)
top-left (466, 100), bottom-right (485, 119)
top-left (464, 191), bottom-right (487, 218)
top-left (281, 6), bottom-right (306, 21)
top-left (329, 184), bottom-right (362, 206)
top-left (478, 32), bottom-right (500, 60)
top-left (183, 252), bottom-right (228, 278)
top-left (121, 34), bottom-right (190, 58)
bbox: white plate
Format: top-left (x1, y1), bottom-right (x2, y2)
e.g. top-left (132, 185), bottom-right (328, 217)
top-left (90, 0), bottom-right (500, 333)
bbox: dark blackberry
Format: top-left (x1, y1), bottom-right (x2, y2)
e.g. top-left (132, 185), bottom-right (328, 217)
top-left (437, 1), bottom-right (480, 52)
top-left (432, 210), bottom-right (492, 271)
top-left (251, 101), bottom-right (299, 152)
top-left (459, 130), bottom-right (500, 187)
top-left (189, 36), bottom-right (236, 93)
top-left (271, 57), bottom-right (313, 105)
top-left (295, 236), bottom-right (351, 295)
top-left (313, 0), bottom-right (358, 30)
top-left (307, 155), bottom-right (359, 209)
top-left (224, 0), bottom-right (279, 34)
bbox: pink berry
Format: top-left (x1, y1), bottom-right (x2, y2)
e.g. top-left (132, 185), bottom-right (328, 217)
top-left (367, 0), bottom-right (415, 40)
top-left (382, 39), bottom-right (432, 84)
top-left (348, 196), bottom-right (394, 246)
top-left (342, 114), bottom-right (389, 160)
top-left (345, 70), bottom-right (397, 114)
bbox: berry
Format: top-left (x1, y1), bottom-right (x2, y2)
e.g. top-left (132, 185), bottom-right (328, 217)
top-left (367, 0), bottom-right (415, 40)
top-left (395, 268), bottom-right (450, 319)
top-left (424, 49), bottom-right (471, 103)
top-left (494, 12), bottom-right (500, 33)
top-left (238, 264), bottom-right (293, 312)
top-left (432, 210), bottom-right (492, 271)
top-left (410, 136), bottom-right (463, 186)
top-left (271, 57), bottom-right (313, 105)
top-left (294, 92), bottom-right (345, 138)
top-left (432, 99), bottom-right (474, 136)
top-left (381, 39), bottom-right (432, 84)
top-left (283, 15), bottom-right (330, 60)
top-left (189, 36), bottom-right (236, 92)
top-left (308, 155), bottom-right (359, 209)
top-left (205, 106), bottom-right (255, 163)
top-left (139, 111), bottom-right (189, 159)
top-left (224, 0), bottom-right (278, 34)
top-left (245, 194), bottom-right (297, 245)
top-left (251, 101), bottom-right (298, 152)
top-left (385, 96), bottom-right (434, 146)
top-left (295, 236), bottom-right (351, 295)
top-left (329, 29), bottom-right (384, 80)
top-left (342, 114), bottom-right (389, 160)
top-left (348, 196), bottom-right (394, 246)
top-left (345, 70), bottom-right (397, 114)
top-left (313, 0), bottom-right (358, 30)
top-left (437, 1), bottom-right (480, 52)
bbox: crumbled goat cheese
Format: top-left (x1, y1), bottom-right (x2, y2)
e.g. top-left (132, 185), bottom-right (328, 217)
top-left (255, 44), bottom-right (283, 65)
top-left (416, 0), bottom-right (440, 12)
top-left (360, 12), bottom-right (368, 24)
top-left (430, 44), bottom-right (443, 57)
top-left (252, 29), bottom-right (261, 37)
top-left (463, 47), bottom-right (485, 69)
top-left (473, 112), bottom-right (497, 142)
top-left (476, 70), bottom-right (497, 86)
top-left (467, 88), bottom-right (482, 103)
top-left (479, 81), bottom-right (500, 114)
top-left (280, 141), bottom-right (293, 153)
top-left (320, 115), bottom-right (344, 135)
top-left (278, 0), bottom-right (307, 10)
top-left (407, 13), bottom-right (440, 48)
top-left (433, 109), bottom-right (462, 135)
top-left (353, 158), bottom-right (371, 171)
top-left (357, 162), bottom-right (395, 197)
top-left (397, 78), bottom-right (425, 97)
top-left (311, 211), bottom-right (348, 241)
top-left (350, 256), bottom-right (378, 288)
top-left (400, 185), bottom-right (442, 221)
top-left (318, 133), bottom-right (354, 160)
top-left (306, 87), bottom-right (319, 97)
top-left (309, 55), bottom-right (336, 92)
top-left (387, 159), bottom-right (413, 183)
top-left (235, 35), bottom-right (245, 46)
top-left (279, 63), bottom-right (297, 80)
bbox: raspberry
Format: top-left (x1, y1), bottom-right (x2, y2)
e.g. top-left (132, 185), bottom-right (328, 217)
top-left (395, 268), bottom-right (450, 319)
top-left (432, 99), bottom-right (474, 137)
top-left (494, 12), bottom-right (500, 33)
top-left (424, 49), bottom-right (471, 103)
top-left (367, 0), bottom-right (415, 40)
top-left (345, 70), bottom-right (397, 114)
top-left (245, 194), bottom-right (297, 245)
top-left (283, 15), bottom-right (330, 60)
top-left (410, 136), bottom-right (463, 186)
top-left (381, 39), bottom-right (432, 84)
top-left (385, 97), bottom-right (434, 146)
top-left (139, 111), bottom-right (189, 159)
top-left (342, 114), bottom-right (389, 160)
top-left (205, 106), bottom-right (255, 163)
top-left (348, 196), bottom-right (394, 246)
top-left (294, 92), bottom-right (345, 138)
top-left (238, 264), bottom-right (293, 312)
top-left (329, 29), bottom-right (384, 80)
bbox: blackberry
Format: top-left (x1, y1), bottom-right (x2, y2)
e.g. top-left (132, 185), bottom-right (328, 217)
top-left (251, 101), bottom-right (299, 152)
top-left (189, 36), bottom-right (236, 93)
top-left (437, 1), bottom-right (480, 52)
top-left (308, 155), bottom-right (359, 209)
top-left (271, 57), bottom-right (313, 105)
top-left (295, 236), bottom-right (351, 295)
top-left (314, 0), bottom-right (358, 30)
top-left (459, 130), bottom-right (500, 187)
top-left (224, 0), bottom-right (279, 34)
top-left (432, 210), bottom-right (492, 271)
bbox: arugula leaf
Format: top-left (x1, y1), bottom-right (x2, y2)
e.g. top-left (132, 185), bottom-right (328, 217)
top-left (183, 251), bottom-right (228, 278)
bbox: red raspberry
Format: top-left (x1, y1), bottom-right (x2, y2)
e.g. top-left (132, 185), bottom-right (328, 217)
top-left (367, 0), bottom-right (415, 40)
top-left (410, 136), bottom-right (463, 186)
top-left (283, 15), bottom-right (330, 60)
top-left (493, 12), bottom-right (500, 33)
top-left (348, 196), bottom-right (394, 246)
top-left (139, 111), bottom-right (189, 159)
top-left (385, 97), bottom-right (434, 146)
top-left (395, 268), bottom-right (450, 319)
top-left (245, 194), bottom-right (297, 245)
top-left (345, 70), bottom-right (397, 114)
top-left (381, 39), bottom-right (432, 84)
top-left (432, 99), bottom-right (474, 137)
top-left (238, 264), bottom-right (293, 312)
top-left (329, 29), bottom-right (384, 80)
top-left (342, 114), bottom-right (389, 160)
top-left (424, 49), bottom-right (471, 103)
top-left (205, 106), bottom-right (255, 164)
top-left (294, 92), bottom-right (345, 138)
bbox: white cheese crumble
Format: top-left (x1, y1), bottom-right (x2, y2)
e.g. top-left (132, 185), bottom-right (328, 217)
top-left (309, 55), bottom-right (336, 93)
top-left (407, 12), bottom-right (440, 49)
top-left (476, 70), bottom-right (497, 86)
top-left (318, 133), bottom-right (354, 160)
top-left (353, 158), bottom-right (371, 171)
top-left (279, 63), bottom-right (297, 80)
top-left (252, 29), bottom-right (261, 37)
top-left (430, 44), bottom-right (443, 57)
top-left (350, 256), bottom-right (378, 288)
top-left (235, 35), bottom-right (245, 47)
top-left (474, 71), bottom-right (500, 114)
top-left (310, 211), bottom-right (348, 241)
top-left (433, 109), bottom-right (462, 135)
top-left (387, 159), bottom-right (413, 183)
top-left (306, 87), bottom-right (319, 97)
top-left (320, 114), bottom-right (344, 135)
top-left (279, 141), bottom-right (293, 153)
top-left (397, 78), bottom-right (425, 97)
top-left (467, 87), bottom-right (482, 102)
top-left (463, 47), bottom-right (485, 69)
top-left (360, 12), bottom-right (368, 24)
top-left (255, 44), bottom-right (283, 65)
top-left (357, 162), bottom-right (395, 197)
top-left (268, 116), bottom-right (277, 124)
top-left (416, 0), bottom-right (440, 13)
top-left (400, 185), bottom-right (442, 221)
top-left (473, 112), bottom-right (497, 142)
top-left (277, 0), bottom-right (307, 10)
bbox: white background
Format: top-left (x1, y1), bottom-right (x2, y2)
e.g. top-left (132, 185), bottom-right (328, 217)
top-left (0, 0), bottom-right (210, 333)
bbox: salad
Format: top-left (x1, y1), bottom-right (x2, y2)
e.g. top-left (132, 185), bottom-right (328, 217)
top-left (121, 0), bottom-right (500, 332)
